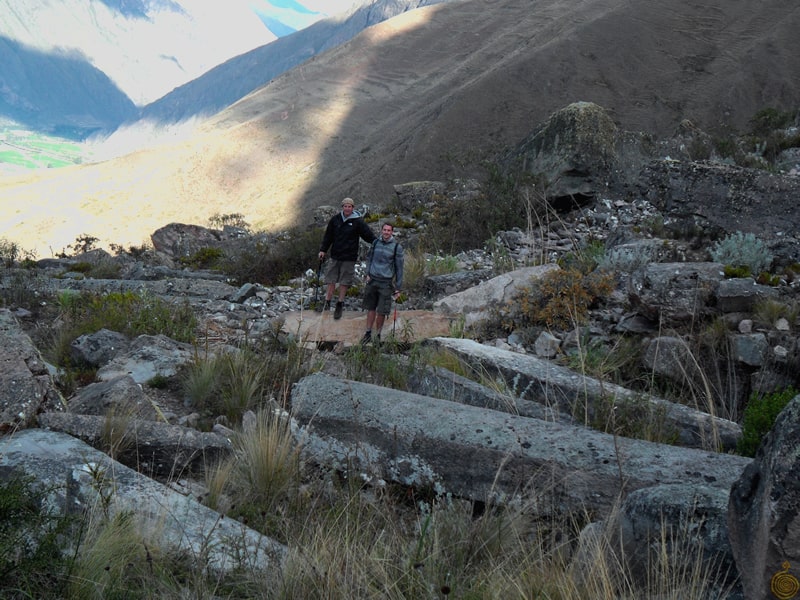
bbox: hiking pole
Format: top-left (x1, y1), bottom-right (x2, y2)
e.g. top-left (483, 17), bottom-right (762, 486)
top-left (314, 258), bottom-right (323, 306)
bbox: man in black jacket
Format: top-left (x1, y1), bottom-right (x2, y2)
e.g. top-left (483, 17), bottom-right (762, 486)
top-left (317, 198), bottom-right (376, 319)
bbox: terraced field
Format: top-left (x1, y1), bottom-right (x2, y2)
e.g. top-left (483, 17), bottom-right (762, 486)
top-left (0, 128), bottom-right (87, 174)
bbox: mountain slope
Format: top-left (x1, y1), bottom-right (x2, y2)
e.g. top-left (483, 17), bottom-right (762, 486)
top-left (1, 0), bottom-right (799, 257)
top-left (134, 0), bottom-right (449, 128)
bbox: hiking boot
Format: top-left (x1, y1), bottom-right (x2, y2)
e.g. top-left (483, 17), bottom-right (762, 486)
top-left (360, 331), bottom-right (372, 345)
top-left (375, 333), bottom-right (381, 346)
top-left (316, 300), bottom-right (331, 313)
top-left (334, 301), bottom-right (344, 320)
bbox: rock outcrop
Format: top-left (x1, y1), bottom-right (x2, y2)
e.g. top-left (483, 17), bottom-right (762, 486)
top-left (0, 309), bottom-right (63, 432)
top-left (428, 337), bottom-right (741, 451)
top-left (292, 372), bottom-right (750, 518)
top-left (728, 396), bottom-right (800, 600)
top-left (0, 429), bottom-right (285, 575)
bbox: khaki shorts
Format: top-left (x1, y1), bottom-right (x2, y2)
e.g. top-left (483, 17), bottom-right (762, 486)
top-left (324, 259), bottom-right (356, 286)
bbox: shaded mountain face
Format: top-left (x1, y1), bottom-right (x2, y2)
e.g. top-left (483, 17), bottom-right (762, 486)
top-left (0, 0), bottom-right (799, 258)
top-left (0, 35), bottom-right (138, 136)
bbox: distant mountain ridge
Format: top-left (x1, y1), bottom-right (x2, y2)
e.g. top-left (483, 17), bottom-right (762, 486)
top-left (0, 0), bottom-right (362, 137)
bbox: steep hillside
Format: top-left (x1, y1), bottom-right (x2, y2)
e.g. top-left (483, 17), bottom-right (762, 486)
top-left (135, 0), bottom-right (449, 127)
top-left (1, 0), bottom-right (799, 257)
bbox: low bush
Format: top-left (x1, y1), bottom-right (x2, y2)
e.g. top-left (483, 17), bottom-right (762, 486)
top-left (205, 407), bottom-right (301, 534)
top-left (179, 246), bottom-right (225, 269)
top-left (500, 268), bottom-right (615, 331)
top-left (425, 166), bottom-right (540, 253)
top-left (737, 386), bottom-right (798, 457)
top-left (710, 231), bottom-right (772, 275)
top-left (183, 336), bottom-right (309, 424)
top-left (219, 226), bottom-right (325, 286)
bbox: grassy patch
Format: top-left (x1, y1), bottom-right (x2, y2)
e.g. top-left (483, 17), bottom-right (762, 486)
top-left (45, 289), bottom-right (197, 368)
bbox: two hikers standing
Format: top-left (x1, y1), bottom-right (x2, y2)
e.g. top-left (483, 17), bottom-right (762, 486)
top-left (317, 199), bottom-right (404, 343)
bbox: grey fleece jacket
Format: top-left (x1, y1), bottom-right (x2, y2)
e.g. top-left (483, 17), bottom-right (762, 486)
top-left (366, 236), bottom-right (404, 289)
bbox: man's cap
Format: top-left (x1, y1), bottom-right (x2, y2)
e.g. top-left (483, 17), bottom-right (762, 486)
top-left (341, 197), bottom-right (355, 206)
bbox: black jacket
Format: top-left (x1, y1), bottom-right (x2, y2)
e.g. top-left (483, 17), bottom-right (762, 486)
top-left (319, 211), bottom-right (376, 261)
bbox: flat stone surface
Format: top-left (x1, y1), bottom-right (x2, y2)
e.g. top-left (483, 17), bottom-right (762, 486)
top-left (281, 309), bottom-right (455, 346)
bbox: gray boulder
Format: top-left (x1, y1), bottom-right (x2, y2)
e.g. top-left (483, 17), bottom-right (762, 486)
top-left (0, 429), bottom-right (285, 574)
top-left (70, 328), bottom-right (130, 367)
top-left (0, 309), bottom-right (63, 432)
top-left (96, 334), bottom-right (195, 384)
top-left (716, 277), bottom-right (778, 313)
top-left (392, 180), bottom-right (446, 211)
top-left (407, 365), bottom-right (574, 423)
top-left (37, 412), bottom-right (232, 478)
top-left (509, 101), bottom-right (620, 206)
top-left (728, 396), bottom-right (800, 600)
top-left (574, 483), bottom-right (741, 598)
top-left (628, 262), bottom-right (723, 325)
top-left (291, 372), bottom-right (750, 519)
top-left (67, 375), bottom-right (158, 420)
top-left (429, 337), bottom-right (741, 451)
top-left (640, 160), bottom-right (800, 264)
top-left (642, 336), bottom-right (700, 382)
top-left (150, 222), bottom-right (222, 261)
top-left (731, 333), bottom-right (769, 367)
top-left (433, 264), bottom-right (559, 327)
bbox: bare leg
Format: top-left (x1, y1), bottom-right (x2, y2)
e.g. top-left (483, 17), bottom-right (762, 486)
top-left (325, 283), bottom-right (335, 302)
top-left (337, 285), bottom-right (348, 302)
top-left (375, 314), bottom-right (386, 334)
top-left (366, 310), bottom-right (377, 330)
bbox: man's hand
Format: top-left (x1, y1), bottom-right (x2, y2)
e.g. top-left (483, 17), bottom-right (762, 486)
top-left (318, 251), bottom-right (325, 260)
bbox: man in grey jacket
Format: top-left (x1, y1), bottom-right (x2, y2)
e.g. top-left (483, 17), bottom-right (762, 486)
top-left (361, 222), bottom-right (404, 344)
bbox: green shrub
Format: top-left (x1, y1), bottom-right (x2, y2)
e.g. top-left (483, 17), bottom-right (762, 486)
top-left (0, 238), bottom-right (21, 267)
top-left (179, 246), bottom-right (224, 269)
top-left (737, 387), bottom-right (798, 457)
top-left (559, 239), bottom-right (606, 274)
top-left (710, 231), bottom-right (772, 275)
top-left (0, 268), bottom-right (49, 311)
top-left (205, 407), bottom-right (301, 533)
top-left (425, 165), bottom-right (540, 253)
top-left (749, 107), bottom-right (795, 137)
top-left (0, 475), bottom-right (76, 598)
top-left (403, 251), bottom-right (460, 290)
top-left (219, 226), bottom-right (325, 285)
top-left (208, 212), bottom-right (250, 230)
top-left (756, 271), bottom-right (781, 286)
top-left (184, 337), bottom-right (309, 424)
top-left (48, 290), bottom-right (197, 367)
top-left (66, 261), bottom-right (92, 274)
top-left (723, 264), bottom-right (751, 278)
top-left (58, 233), bottom-right (98, 256)
top-left (712, 136), bottom-right (738, 159)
